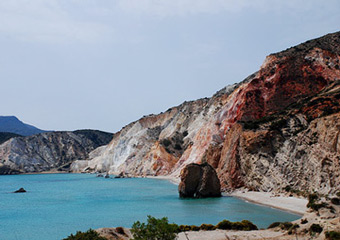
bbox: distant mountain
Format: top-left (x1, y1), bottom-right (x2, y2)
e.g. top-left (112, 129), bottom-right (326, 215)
top-left (0, 116), bottom-right (46, 136)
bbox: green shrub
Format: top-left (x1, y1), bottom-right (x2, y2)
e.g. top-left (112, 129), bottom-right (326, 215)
top-left (308, 202), bottom-right (328, 211)
top-left (307, 193), bottom-right (328, 211)
top-left (325, 231), bottom-right (340, 239)
top-left (308, 193), bottom-right (319, 202)
top-left (178, 219), bottom-right (258, 232)
top-left (268, 222), bottom-right (281, 229)
top-left (280, 222), bottom-right (293, 230)
top-left (216, 220), bottom-right (233, 230)
top-left (301, 219), bottom-right (308, 224)
top-left (287, 224), bottom-right (299, 235)
top-left (131, 215), bottom-right (178, 240)
top-left (216, 220), bottom-right (257, 231)
top-left (331, 198), bottom-right (340, 205)
top-left (199, 224), bottom-right (215, 231)
top-left (178, 225), bottom-right (191, 232)
top-left (63, 229), bottom-right (106, 240)
top-left (190, 225), bottom-right (200, 231)
top-left (237, 220), bottom-right (258, 231)
top-left (161, 139), bottom-right (171, 147)
top-left (309, 224), bottom-right (323, 234)
top-left (336, 192), bottom-right (340, 197)
top-left (178, 225), bottom-right (200, 232)
top-left (268, 222), bottom-right (294, 231)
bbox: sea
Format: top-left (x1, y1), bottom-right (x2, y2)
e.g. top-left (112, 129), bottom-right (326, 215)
top-left (0, 173), bottom-right (300, 240)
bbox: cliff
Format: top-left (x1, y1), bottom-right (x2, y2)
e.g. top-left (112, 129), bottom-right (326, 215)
top-left (71, 31), bottom-right (340, 194)
top-left (0, 130), bottom-right (113, 174)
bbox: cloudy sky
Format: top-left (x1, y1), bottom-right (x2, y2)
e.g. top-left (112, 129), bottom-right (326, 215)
top-left (1, 0), bottom-right (339, 133)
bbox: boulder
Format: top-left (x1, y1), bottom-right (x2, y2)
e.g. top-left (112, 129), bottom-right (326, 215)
top-left (14, 188), bottom-right (26, 193)
top-left (178, 163), bottom-right (221, 198)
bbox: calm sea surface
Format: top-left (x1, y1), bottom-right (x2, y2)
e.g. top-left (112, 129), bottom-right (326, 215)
top-left (0, 174), bottom-right (300, 240)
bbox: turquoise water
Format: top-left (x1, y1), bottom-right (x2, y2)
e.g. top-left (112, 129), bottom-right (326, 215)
top-left (0, 174), bottom-right (300, 240)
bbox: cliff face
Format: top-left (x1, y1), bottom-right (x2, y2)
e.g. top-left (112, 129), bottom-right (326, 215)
top-left (72, 31), bottom-right (340, 193)
top-left (0, 130), bottom-right (113, 174)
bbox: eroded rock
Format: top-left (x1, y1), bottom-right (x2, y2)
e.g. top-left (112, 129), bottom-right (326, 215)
top-left (179, 163), bottom-right (221, 198)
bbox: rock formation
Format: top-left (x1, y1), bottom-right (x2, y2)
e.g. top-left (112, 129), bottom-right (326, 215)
top-left (178, 163), bottom-right (221, 198)
top-left (0, 130), bottom-right (113, 174)
top-left (13, 187), bottom-right (26, 193)
top-left (72, 31), bottom-right (340, 195)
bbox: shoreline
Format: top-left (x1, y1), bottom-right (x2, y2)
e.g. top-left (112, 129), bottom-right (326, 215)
top-left (227, 190), bottom-right (307, 216)
top-left (147, 175), bottom-right (308, 216)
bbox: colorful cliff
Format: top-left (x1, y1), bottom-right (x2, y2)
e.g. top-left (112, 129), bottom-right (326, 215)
top-left (71, 32), bottom-right (340, 194)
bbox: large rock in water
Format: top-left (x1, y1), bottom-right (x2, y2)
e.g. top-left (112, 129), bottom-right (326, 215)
top-left (179, 163), bottom-right (221, 198)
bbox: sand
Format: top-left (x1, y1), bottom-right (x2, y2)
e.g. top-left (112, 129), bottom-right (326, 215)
top-left (228, 189), bottom-right (307, 215)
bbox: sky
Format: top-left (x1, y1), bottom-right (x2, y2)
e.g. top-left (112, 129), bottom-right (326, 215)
top-left (1, 0), bottom-right (340, 133)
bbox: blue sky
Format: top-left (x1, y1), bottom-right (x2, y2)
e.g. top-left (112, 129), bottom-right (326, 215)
top-left (1, 0), bottom-right (340, 133)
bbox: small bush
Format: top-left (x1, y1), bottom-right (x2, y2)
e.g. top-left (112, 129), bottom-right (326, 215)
top-left (268, 222), bottom-right (281, 229)
top-left (301, 219), bottom-right (308, 224)
top-left (179, 219), bottom-right (258, 232)
top-left (310, 224), bottom-right (323, 234)
top-left (238, 220), bottom-right (258, 231)
top-left (63, 229), bottom-right (106, 240)
top-left (216, 220), bottom-right (233, 230)
top-left (199, 224), bottom-right (215, 231)
top-left (287, 224), bottom-right (299, 235)
top-left (308, 202), bottom-right (328, 211)
top-left (307, 193), bottom-right (328, 211)
top-left (216, 220), bottom-right (257, 231)
top-left (190, 225), bottom-right (200, 231)
top-left (308, 193), bottom-right (319, 202)
top-left (280, 222), bottom-right (293, 230)
top-left (131, 216), bottom-right (178, 240)
top-left (331, 198), bottom-right (340, 205)
top-left (336, 192), bottom-right (340, 197)
top-left (178, 225), bottom-right (191, 232)
top-left (325, 231), bottom-right (340, 240)
top-left (161, 139), bottom-right (171, 147)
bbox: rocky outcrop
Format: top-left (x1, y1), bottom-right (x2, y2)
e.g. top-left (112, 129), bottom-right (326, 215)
top-left (96, 227), bottom-right (132, 240)
top-left (0, 130), bottom-right (113, 174)
top-left (72, 31), bottom-right (340, 194)
top-left (178, 163), bottom-right (221, 198)
top-left (13, 188), bottom-right (26, 193)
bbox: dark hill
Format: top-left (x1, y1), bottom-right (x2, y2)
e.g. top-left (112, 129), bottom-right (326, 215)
top-left (0, 116), bottom-right (46, 136)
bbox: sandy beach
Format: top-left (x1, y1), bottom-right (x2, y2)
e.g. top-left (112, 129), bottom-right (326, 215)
top-left (228, 190), bottom-right (307, 215)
